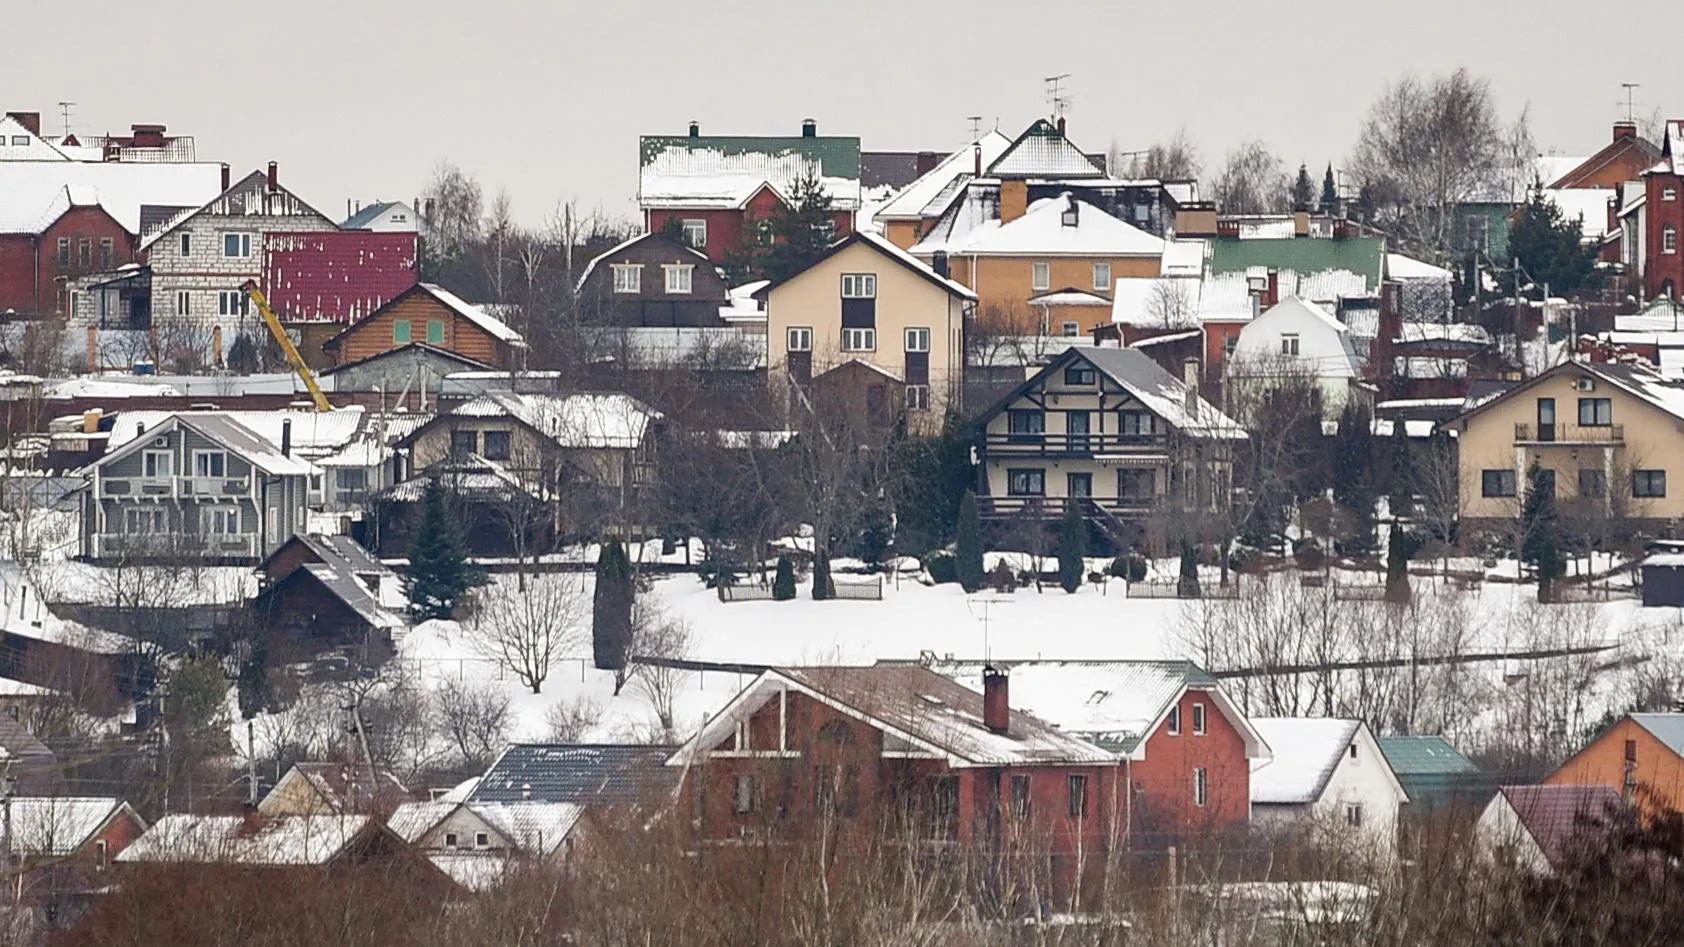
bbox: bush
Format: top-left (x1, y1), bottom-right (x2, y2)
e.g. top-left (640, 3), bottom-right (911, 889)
top-left (1107, 554), bottom-right (1148, 582)
top-left (956, 492), bottom-right (984, 592)
top-left (989, 560), bottom-right (1017, 593)
top-left (925, 550), bottom-right (958, 585)
top-left (1293, 540), bottom-right (1326, 572)
top-left (772, 555), bottom-right (797, 600)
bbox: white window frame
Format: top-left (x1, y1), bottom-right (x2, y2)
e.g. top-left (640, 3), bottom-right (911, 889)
top-left (904, 327), bottom-right (930, 353)
top-left (1281, 334), bottom-right (1301, 356)
top-left (841, 327), bottom-right (876, 352)
top-left (1665, 225), bottom-right (1678, 255)
top-left (1092, 262), bottom-right (1112, 292)
top-left (217, 290), bottom-right (249, 317)
top-left (124, 507), bottom-right (166, 534)
top-left (1031, 261), bottom-right (1051, 292)
top-left (1167, 705), bottom-right (1181, 736)
top-left (680, 219), bottom-right (707, 248)
top-left (474, 832), bottom-right (490, 850)
top-left (193, 450), bottom-right (227, 478)
top-left (200, 506), bottom-right (240, 535)
top-left (905, 384), bottom-right (930, 411)
top-left (1345, 803), bottom-right (1363, 827)
top-left (1061, 321), bottom-right (1080, 338)
top-left (841, 273), bottom-right (877, 298)
top-left (1192, 702), bottom-right (1206, 736)
top-left (786, 326), bottom-right (813, 352)
top-left (610, 264), bottom-right (642, 293)
top-left (1193, 767), bottom-right (1208, 808)
top-left (663, 264), bottom-right (694, 294)
top-left (1665, 187), bottom-right (1678, 202)
top-left (222, 232), bottom-right (253, 259)
top-left (142, 450), bottom-right (172, 479)
top-left (444, 832), bottom-right (459, 850)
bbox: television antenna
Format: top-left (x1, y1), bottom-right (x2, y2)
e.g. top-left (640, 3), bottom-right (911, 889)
top-left (56, 102), bottom-right (75, 138)
top-left (1045, 75), bottom-right (1072, 121)
top-left (967, 115), bottom-right (983, 141)
top-left (1621, 83), bottom-right (1640, 124)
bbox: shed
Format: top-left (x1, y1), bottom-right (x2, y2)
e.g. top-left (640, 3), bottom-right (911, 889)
top-left (1641, 553), bottom-right (1684, 607)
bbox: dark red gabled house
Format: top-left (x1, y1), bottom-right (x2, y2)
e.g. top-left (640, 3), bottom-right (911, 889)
top-left (1643, 121), bottom-right (1684, 301)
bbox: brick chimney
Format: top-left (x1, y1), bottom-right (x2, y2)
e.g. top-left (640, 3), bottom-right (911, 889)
top-left (1056, 116), bottom-right (1066, 137)
top-left (688, 120), bottom-right (700, 139)
top-left (1375, 281), bottom-right (1402, 377)
top-left (973, 144), bottom-right (982, 176)
top-left (130, 123), bottom-right (166, 148)
top-left (220, 163), bottom-right (230, 192)
top-left (1264, 269), bottom-right (1280, 309)
top-left (982, 666), bottom-right (1009, 734)
top-left (4, 112), bottom-right (40, 137)
top-left (267, 161), bottom-right (279, 191)
top-left (801, 118), bottom-right (817, 138)
top-left (1001, 180), bottom-right (1028, 223)
top-left (1614, 121), bottom-right (1638, 141)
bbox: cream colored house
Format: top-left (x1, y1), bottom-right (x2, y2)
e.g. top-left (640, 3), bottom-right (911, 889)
top-left (1446, 360), bottom-right (1684, 530)
top-left (761, 230), bottom-right (976, 433)
top-left (973, 346), bottom-right (1245, 548)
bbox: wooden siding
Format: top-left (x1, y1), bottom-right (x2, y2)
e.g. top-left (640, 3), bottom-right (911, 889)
top-left (329, 291), bottom-right (512, 368)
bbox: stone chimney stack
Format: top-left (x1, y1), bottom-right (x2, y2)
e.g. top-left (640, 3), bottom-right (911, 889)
top-left (982, 666), bottom-right (1009, 734)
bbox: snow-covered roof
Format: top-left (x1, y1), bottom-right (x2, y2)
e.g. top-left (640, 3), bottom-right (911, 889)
top-left (638, 144), bottom-right (861, 211)
top-left (1386, 253), bottom-right (1452, 281)
top-left (1535, 154), bottom-right (1590, 188)
top-left (874, 131), bottom-right (1014, 222)
top-left (1130, 329), bottom-right (1202, 348)
top-left (987, 120), bottom-right (1105, 179)
top-left (108, 407), bottom-right (365, 459)
top-left (1067, 347), bottom-right (1247, 439)
top-left (1111, 276), bottom-right (1201, 326)
top-left (95, 412), bottom-right (316, 477)
top-left (1396, 322), bottom-right (1492, 346)
top-left (1616, 297), bottom-right (1684, 333)
top-left (5, 797), bottom-right (136, 858)
top-left (0, 159), bottom-right (223, 235)
top-left (118, 814), bottom-right (375, 866)
top-left (1162, 239), bottom-right (1207, 277)
top-left (1248, 718), bottom-right (1362, 805)
top-left (448, 392), bottom-right (659, 449)
top-left (429, 852), bottom-right (513, 892)
top-left (473, 802), bottom-right (584, 856)
top-left (1233, 296), bottom-right (1362, 379)
top-left (915, 193), bottom-right (1164, 258)
top-left (386, 800), bottom-right (457, 844)
top-left (418, 283), bottom-right (527, 347)
top-left (1541, 188), bottom-right (1615, 242)
top-left (1029, 289), bottom-right (1112, 307)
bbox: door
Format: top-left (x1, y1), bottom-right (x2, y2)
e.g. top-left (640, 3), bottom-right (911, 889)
top-left (1067, 472), bottom-right (1093, 499)
top-left (1537, 398), bottom-right (1556, 442)
top-left (1066, 411), bottom-right (1090, 452)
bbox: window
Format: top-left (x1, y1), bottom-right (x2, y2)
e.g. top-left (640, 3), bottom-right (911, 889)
top-left (1192, 702), bottom-right (1206, 735)
top-left (1061, 321), bottom-right (1080, 337)
top-left (99, 237), bottom-right (114, 268)
top-left (1349, 743), bottom-right (1360, 763)
top-left (193, 451), bottom-right (226, 478)
top-left (179, 233), bottom-right (191, 257)
top-left (734, 775), bottom-right (758, 814)
top-left (1193, 768), bottom-right (1208, 808)
top-left (1481, 469), bottom-right (1517, 497)
top-left (8, 135), bottom-right (27, 146)
top-left (1092, 262), bottom-right (1112, 291)
top-left (95, 839), bottom-right (108, 869)
top-left (1006, 410), bottom-right (1045, 441)
top-left (426, 319), bottom-right (445, 345)
top-left (1666, 225), bottom-right (1678, 255)
top-left (1345, 803), bottom-right (1364, 827)
top-left (217, 290), bottom-right (249, 317)
top-left (176, 291), bottom-right (190, 317)
top-left (841, 273), bottom-right (877, 298)
top-left (1167, 705), bottom-right (1182, 735)
top-left (680, 219), bottom-right (707, 248)
top-left (663, 264), bottom-right (693, 294)
top-left (904, 327), bottom-right (930, 352)
top-left (393, 319), bottom-right (412, 344)
top-left (1064, 365), bottom-right (1096, 386)
top-left (450, 430), bottom-right (478, 457)
top-left (611, 263), bottom-right (642, 293)
top-left (786, 326), bottom-right (813, 352)
top-left (124, 508), bottom-right (166, 534)
top-left (222, 232), bottom-right (253, 258)
top-left (142, 451), bottom-right (172, 479)
top-left (200, 507), bottom-right (239, 535)
top-left (1119, 411), bottom-right (1156, 437)
top-left (1031, 262), bottom-right (1051, 291)
top-left (905, 385), bottom-right (930, 411)
top-left (1007, 469), bottom-right (1045, 496)
top-left (931, 776), bottom-right (960, 836)
top-left (1067, 472), bottom-right (1093, 498)
top-left (1466, 215), bottom-right (1489, 249)
top-left (444, 833), bottom-right (459, 849)
top-left (55, 238), bottom-right (69, 267)
top-left (841, 327), bottom-right (875, 351)
top-left (1011, 775), bottom-right (1031, 819)
top-left (482, 430), bottom-right (511, 461)
top-left (1666, 188), bottom-right (1679, 202)
top-left (78, 238), bottom-right (91, 267)
top-left (1119, 469), bottom-right (1154, 501)
top-left (1634, 469), bottom-right (1668, 498)
top-left (1223, 333), bottom-right (1238, 356)
top-left (1578, 398), bottom-right (1612, 426)
top-left (1280, 334), bottom-right (1301, 356)
top-left (474, 832), bottom-right (490, 849)
top-left (756, 220), bottom-right (774, 246)
top-left (1067, 775), bottom-right (1088, 819)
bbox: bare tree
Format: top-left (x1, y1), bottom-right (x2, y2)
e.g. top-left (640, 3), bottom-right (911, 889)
top-left (543, 695), bottom-right (604, 742)
top-left (432, 677), bottom-right (510, 770)
top-left (1146, 278), bottom-right (1199, 329)
top-left (470, 573), bottom-right (588, 693)
top-left (629, 603), bottom-right (692, 736)
top-left (1118, 129), bottom-right (1204, 181)
top-left (1209, 140), bottom-right (1291, 215)
top-left (421, 160), bottom-right (485, 260)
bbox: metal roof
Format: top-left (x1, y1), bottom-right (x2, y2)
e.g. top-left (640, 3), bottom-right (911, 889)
top-left (1630, 714), bottom-right (1684, 757)
top-left (1375, 735), bottom-right (1478, 776)
top-left (1210, 236), bottom-right (1386, 292)
top-left (470, 744), bottom-right (678, 805)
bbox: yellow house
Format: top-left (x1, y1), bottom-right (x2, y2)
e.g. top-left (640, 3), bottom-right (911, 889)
top-left (761, 231), bottom-right (976, 433)
top-left (258, 761), bottom-right (411, 816)
top-left (1446, 360), bottom-right (1684, 530)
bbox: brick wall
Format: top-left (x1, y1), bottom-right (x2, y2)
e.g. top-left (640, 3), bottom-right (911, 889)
top-left (147, 212), bottom-right (337, 328)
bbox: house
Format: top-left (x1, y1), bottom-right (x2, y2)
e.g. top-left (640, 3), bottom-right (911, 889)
top-left (914, 660), bottom-right (1271, 844)
top-left (574, 232), bottom-right (731, 327)
top-left (668, 664), bottom-right (1119, 899)
top-left (317, 342), bottom-right (493, 400)
top-left (871, 131), bottom-right (1015, 250)
top-left (260, 230), bottom-right (419, 326)
top-left (1376, 735), bottom-right (1482, 810)
top-left (386, 799), bottom-right (584, 891)
top-left (342, 200), bottom-right (425, 234)
top-left (1248, 718), bottom-right (1408, 860)
top-left (1474, 784), bottom-right (1621, 875)
top-left (322, 282), bottom-right (527, 370)
top-left (5, 796), bottom-right (147, 930)
top-left (252, 534), bottom-right (404, 664)
top-left (1228, 296), bottom-right (1364, 421)
top-left (140, 164), bottom-right (338, 333)
top-left (1542, 713), bottom-right (1684, 818)
top-left (259, 761), bottom-right (412, 816)
top-left (77, 412), bottom-right (315, 564)
top-left (1637, 120), bottom-right (1684, 300)
top-left (761, 230), bottom-right (976, 431)
top-left (637, 120), bottom-right (860, 264)
top-left (971, 346), bottom-right (1245, 550)
top-left (1443, 359), bottom-right (1684, 534)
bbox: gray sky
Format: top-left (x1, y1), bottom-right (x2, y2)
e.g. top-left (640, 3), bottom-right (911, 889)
top-left (12, 0), bottom-right (1680, 228)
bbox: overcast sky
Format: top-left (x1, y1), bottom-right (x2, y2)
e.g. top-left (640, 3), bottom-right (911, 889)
top-left (12, 0), bottom-right (1680, 228)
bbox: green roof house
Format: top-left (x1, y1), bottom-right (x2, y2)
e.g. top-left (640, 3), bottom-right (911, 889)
top-left (1377, 735), bottom-right (1482, 809)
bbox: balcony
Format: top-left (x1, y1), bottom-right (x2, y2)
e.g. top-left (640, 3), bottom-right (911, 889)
top-left (1514, 423), bottom-right (1624, 445)
top-left (98, 477), bottom-right (176, 499)
top-left (977, 496), bottom-right (1158, 520)
top-left (985, 432), bottom-right (1169, 455)
top-left (177, 475), bottom-right (252, 498)
top-left (92, 532), bottom-right (259, 561)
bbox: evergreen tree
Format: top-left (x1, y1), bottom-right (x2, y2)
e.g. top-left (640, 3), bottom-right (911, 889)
top-left (404, 480), bottom-right (479, 621)
top-left (1331, 402), bottom-right (1377, 554)
top-left (235, 637), bottom-right (269, 720)
top-left (762, 171), bottom-right (837, 283)
top-left (1520, 461), bottom-right (1566, 602)
top-left (811, 551), bottom-right (835, 601)
top-left (1507, 191), bottom-right (1600, 297)
top-left (1177, 546), bottom-right (1202, 599)
top-left (772, 555), bottom-right (797, 601)
top-left (1291, 163), bottom-right (1316, 211)
top-left (1320, 163), bottom-right (1338, 213)
top-left (592, 540), bottom-right (635, 673)
top-left (1384, 526), bottom-right (1422, 603)
top-left (956, 491), bottom-right (984, 593)
top-left (1057, 501), bottom-right (1085, 594)
top-left (1387, 422), bottom-right (1414, 517)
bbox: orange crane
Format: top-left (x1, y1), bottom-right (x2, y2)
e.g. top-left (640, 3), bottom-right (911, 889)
top-left (239, 280), bottom-right (332, 412)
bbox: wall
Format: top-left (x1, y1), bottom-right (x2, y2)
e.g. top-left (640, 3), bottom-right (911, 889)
top-left (330, 291), bottom-right (509, 368)
top-left (40, 207), bottom-right (134, 317)
top-left (1127, 688), bottom-right (1251, 838)
top-left (1645, 171), bottom-right (1684, 299)
top-left (577, 234), bottom-right (729, 327)
top-left (956, 255), bottom-right (1160, 331)
top-left (0, 235), bottom-right (36, 314)
top-left (647, 190), bottom-right (854, 267)
top-left (881, 219), bottom-right (923, 251)
top-left (146, 210), bottom-right (336, 331)
top-left (1253, 725), bottom-right (1404, 861)
top-left (1544, 717), bottom-right (1684, 818)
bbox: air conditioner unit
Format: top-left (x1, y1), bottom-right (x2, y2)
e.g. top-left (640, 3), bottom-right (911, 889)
top-left (152, 437), bottom-right (167, 447)
top-left (1576, 377), bottom-right (1595, 391)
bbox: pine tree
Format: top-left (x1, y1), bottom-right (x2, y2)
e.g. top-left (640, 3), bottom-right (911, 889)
top-left (1507, 191), bottom-right (1601, 297)
top-left (592, 540), bottom-right (635, 674)
top-left (1387, 422), bottom-right (1414, 518)
top-left (1057, 501), bottom-right (1085, 594)
top-left (772, 555), bottom-right (797, 601)
top-left (1320, 163), bottom-right (1338, 213)
top-left (1331, 402), bottom-right (1377, 555)
top-left (1384, 527), bottom-right (1422, 603)
top-left (1291, 163), bottom-right (1316, 211)
top-left (956, 491), bottom-right (984, 593)
top-left (1177, 546), bottom-right (1202, 599)
top-left (1520, 461), bottom-right (1566, 602)
top-left (811, 551), bottom-right (835, 601)
top-left (404, 480), bottom-right (479, 621)
top-left (762, 171), bottom-right (837, 283)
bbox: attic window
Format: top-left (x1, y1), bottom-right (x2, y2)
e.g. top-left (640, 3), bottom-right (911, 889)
top-left (9, 136), bottom-right (28, 146)
top-left (444, 832), bottom-right (459, 849)
top-left (1061, 203), bottom-right (1079, 228)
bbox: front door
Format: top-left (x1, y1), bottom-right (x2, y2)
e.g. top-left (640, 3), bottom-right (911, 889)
top-left (1537, 398), bottom-right (1556, 442)
top-left (1067, 411), bottom-right (1090, 452)
top-left (1067, 472), bottom-right (1093, 499)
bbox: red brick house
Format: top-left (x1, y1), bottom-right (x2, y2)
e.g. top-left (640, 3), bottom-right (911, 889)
top-left (10, 796), bottom-right (147, 931)
top-left (1641, 121), bottom-right (1684, 300)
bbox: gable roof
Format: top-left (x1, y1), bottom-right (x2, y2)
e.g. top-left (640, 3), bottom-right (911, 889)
top-left (436, 391), bottom-right (660, 450)
top-left (118, 814), bottom-right (381, 866)
top-left (318, 342), bottom-right (494, 379)
top-left (874, 131), bottom-right (1015, 222)
top-left (325, 283), bottom-right (526, 350)
top-left (573, 231), bottom-right (713, 292)
top-left (109, 407), bottom-right (366, 461)
top-left (472, 802), bottom-right (585, 856)
top-left (757, 230), bottom-right (976, 301)
top-left (980, 346), bottom-right (1244, 439)
top-left (638, 132), bottom-right (862, 210)
top-left (341, 200), bottom-right (417, 230)
top-left (1450, 359), bottom-right (1684, 431)
top-left (1249, 718), bottom-right (1374, 806)
top-left (1645, 121), bottom-right (1684, 176)
top-left (5, 797), bottom-right (140, 859)
top-left (260, 762), bottom-right (410, 815)
top-left (386, 800), bottom-right (458, 844)
top-left (138, 169), bottom-right (334, 250)
top-left (1235, 296), bottom-right (1362, 377)
top-left (1628, 714), bottom-right (1684, 757)
top-left (1497, 784), bottom-right (1621, 869)
top-left (987, 119), bottom-right (1106, 179)
top-left (95, 413), bottom-right (315, 477)
top-left (920, 193), bottom-right (1165, 258)
top-left (0, 157), bottom-right (223, 235)
top-left (1376, 735), bottom-right (1479, 777)
top-left (472, 744), bottom-right (677, 804)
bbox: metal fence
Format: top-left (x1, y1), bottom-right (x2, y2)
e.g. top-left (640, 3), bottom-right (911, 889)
top-left (717, 584), bottom-right (775, 603)
top-left (832, 576), bottom-right (884, 600)
top-left (1125, 581), bottom-right (1240, 600)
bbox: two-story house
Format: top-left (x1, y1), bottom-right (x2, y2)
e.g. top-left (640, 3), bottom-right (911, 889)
top-left (1637, 120), bottom-right (1684, 300)
top-left (1542, 713), bottom-right (1684, 820)
top-left (574, 232), bottom-right (730, 327)
top-left (1228, 296), bottom-right (1365, 421)
top-left (1444, 359), bottom-right (1684, 535)
top-left (1248, 717), bottom-right (1409, 861)
top-left (323, 282), bottom-right (526, 370)
top-left (871, 131), bottom-right (1014, 250)
top-left (761, 230), bottom-right (975, 432)
top-left (973, 346), bottom-right (1245, 549)
top-left (140, 163), bottom-right (337, 332)
top-left (77, 413), bottom-right (314, 563)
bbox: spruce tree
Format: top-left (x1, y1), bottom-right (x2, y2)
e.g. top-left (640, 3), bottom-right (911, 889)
top-left (1320, 163), bottom-right (1338, 212)
top-left (772, 555), bottom-right (797, 601)
top-left (1387, 422), bottom-right (1414, 518)
top-left (1385, 527), bottom-right (1422, 603)
top-left (1291, 163), bottom-right (1316, 211)
top-left (592, 540), bottom-right (635, 673)
top-left (1507, 191), bottom-right (1601, 297)
top-left (956, 491), bottom-right (984, 593)
top-left (1177, 546), bottom-right (1202, 599)
top-left (405, 480), bottom-right (477, 621)
top-left (1520, 461), bottom-right (1566, 602)
top-left (1057, 501), bottom-right (1085, 594)
top-left (763, 171), bottom-right (837, 283)
top-left (1331, 402), bottom-right (1377, 555)
top-left (811, 551), bottom-right (835, 601)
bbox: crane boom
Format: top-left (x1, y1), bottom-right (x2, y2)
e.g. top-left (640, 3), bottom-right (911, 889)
top-left (239, 280), bottom-right (332, 412)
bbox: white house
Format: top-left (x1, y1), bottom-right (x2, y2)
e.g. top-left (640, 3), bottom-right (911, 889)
top-left (1474, 784), bottom-right (1621, 876)
top-left (1228, 295), bottom-right (1363, 420)
top-left (342, 200), bottom-right (426, 235)
top-left (1249, 718), bottom-right (1408, 861)
top-left (387, 798), bottom-right (584, 891)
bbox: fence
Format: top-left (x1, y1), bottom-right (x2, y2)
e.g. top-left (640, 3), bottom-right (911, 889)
top-left (1126, 581), bottom-right (1240, 600)
top-left (717, 583), bottom-right (775, 603)
top-left (833, 576), bottom-right (884, 600)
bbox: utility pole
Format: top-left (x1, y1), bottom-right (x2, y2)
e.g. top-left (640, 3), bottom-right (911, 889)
top-left (1, 751), bottom-right (14, 900)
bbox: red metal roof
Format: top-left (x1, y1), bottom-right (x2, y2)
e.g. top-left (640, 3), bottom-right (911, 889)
top-left (262, 231), bottom-right (418, 323)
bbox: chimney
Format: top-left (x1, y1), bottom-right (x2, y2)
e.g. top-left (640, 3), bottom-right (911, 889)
top-left (102, 142), bottom-right (120, 162)
top-left (688, 120), bottom-right (700, 139)
top-left (1264, 269), bottom-right (1280, 309)
top-left (4, 112), bottom-right (40, 137)
top-left (521, 782), bottom-right (533, 801)
top-left (280, 417), bottom-right (293, 457)
top-left (220, 163), bottom-right (230, 192)
top-left (1183, 358), bottom-right (1201, 418)
top-left (932, 251), bottom-right (950, 279)
top-left (130, 123), bottom-right (165, 148)
top-left (1056, 116), bottom-right (1067, 137)
top-left (982, 666), bottom-right (1009, 734)
top-left (973, 144), bottom-right (982, 176)
top-left (915, 151), bottom-right (940, 177)
top-left (267, 161), bottom-right (279, 191)
top-left (1000, 180), bottom-right (1029, 223)
top-left (1614, 121), bottom-right (1638, 141)
top-left (1293, 210), bottom-right (1310, 237)
top-left (801, 118), bottom-right (817, 138)
top-left (1059, 192), bottom-right (1079, 227)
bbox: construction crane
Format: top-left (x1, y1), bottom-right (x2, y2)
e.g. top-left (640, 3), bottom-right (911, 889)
top-left (240, 280), bottom-right (332, 412)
